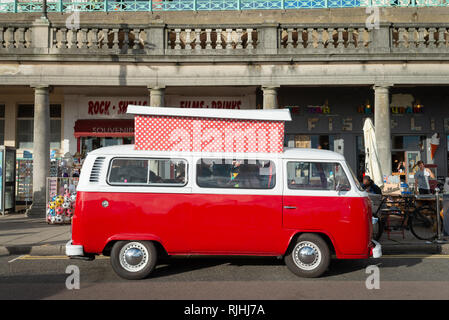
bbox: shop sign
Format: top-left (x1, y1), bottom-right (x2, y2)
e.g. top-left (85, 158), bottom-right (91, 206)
top-left (80, 97), bottom-right (149, 119)
top-left (390, 93), bottom-right (424, 114)
top-left (391, 118), bottom-right (398, 129)
top-left (165, 95), bottom-right (255, 109)
top-left (391, 106), bottom-right (424, 114)
top-left (410, 117), bottom-right (422, 131)
top-left (357, 105), bottom-right (373, 115)
top-left (283, 106), bottom-right (300, 114)
top-left (306, 105), bottom-right (331, 114)
top-left (342, 118), bottom-right (353, 131)
top-left (308, 118), bottom-right (319, 131)
top-left (74, 119), bottom-right (134, 137)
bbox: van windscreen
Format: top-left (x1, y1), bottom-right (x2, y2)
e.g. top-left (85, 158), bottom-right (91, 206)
top-left (287, 161), bottom-right (350, 191)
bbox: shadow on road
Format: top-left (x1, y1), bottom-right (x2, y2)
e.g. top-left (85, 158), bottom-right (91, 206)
top-left (0, 274), bottom-right (68, 300)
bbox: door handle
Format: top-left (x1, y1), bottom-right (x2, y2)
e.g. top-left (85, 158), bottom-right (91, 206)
top-left (283, 206), bottom-right (297, 209)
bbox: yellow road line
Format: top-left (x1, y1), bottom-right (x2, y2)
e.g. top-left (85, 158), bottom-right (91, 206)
top-left (380, 254), bottom-right (449, 259)
top-left (17, 255), bottom-right (109, 260)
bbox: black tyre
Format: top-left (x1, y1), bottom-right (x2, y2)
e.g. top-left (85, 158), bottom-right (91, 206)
top-left (284, 233), bottom-right (330, 278)
top-left (410, 206), bottom-right (438, 241)
top-left (110, 240), bottom-right (158, 280)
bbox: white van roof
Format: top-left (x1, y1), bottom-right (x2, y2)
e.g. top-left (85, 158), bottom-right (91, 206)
top-left (88, 145), bottom-right (345, 161)
top-left (127, 105), bottom-right (292, 121)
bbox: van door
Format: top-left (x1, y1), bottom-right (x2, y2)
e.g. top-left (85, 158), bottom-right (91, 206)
top-left (282, 160), bottom-right (370, 256)
top-left (188, 157), bottom-right (285, 254)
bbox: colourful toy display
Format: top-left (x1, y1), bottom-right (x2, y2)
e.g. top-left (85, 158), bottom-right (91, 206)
top-left (46, 189), bottom-right (77, 225)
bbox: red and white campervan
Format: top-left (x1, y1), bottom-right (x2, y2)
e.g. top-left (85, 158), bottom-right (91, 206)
top-left (66, 106), bottom-right (381, 279)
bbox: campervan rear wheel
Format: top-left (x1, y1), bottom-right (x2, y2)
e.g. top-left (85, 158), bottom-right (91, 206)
top-left (284, 234), bottom-right (330, 278)
top-left (110, 240), bottom-right (158, 280)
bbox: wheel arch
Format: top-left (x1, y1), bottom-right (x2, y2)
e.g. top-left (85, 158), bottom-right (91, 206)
top-left (285, 231), bottom-right (337, 256)
top-left (102, 234), bottom-right (168, 258)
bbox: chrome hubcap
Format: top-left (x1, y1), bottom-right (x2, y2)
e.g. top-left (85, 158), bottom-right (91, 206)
top-left (119, 242), bottom-right (149, 272)
top-left (293, 241), bottom-right (321, 271)
top-left (124, 248), bottom-right (144, 266)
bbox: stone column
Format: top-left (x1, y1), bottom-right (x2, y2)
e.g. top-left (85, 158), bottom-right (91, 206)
top-left (374, 84), bottom-right (392, 177)
top-left (26, 85), bottom-right (50, 218)
top-left (262, 86), bottom-right (279, 109)
top-left (147, 86), bottom-right (166, 107)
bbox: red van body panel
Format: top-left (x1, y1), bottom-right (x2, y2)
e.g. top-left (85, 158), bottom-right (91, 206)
top-left (72, 191), bottom-right (372, 259)
top-left (283, 195), bottom-right (372, 258)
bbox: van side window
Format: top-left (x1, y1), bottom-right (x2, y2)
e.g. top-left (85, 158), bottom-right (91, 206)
top-left (149, 159), bottom-right (187, 185)
top-left (196, 158), bottom-right (276, 189)
top-left (108, 158), bottom-right (187, 186)
top-left (287, 162), bottom-right (351, 191)
top-left (109, 159), bottom-right (149, 184)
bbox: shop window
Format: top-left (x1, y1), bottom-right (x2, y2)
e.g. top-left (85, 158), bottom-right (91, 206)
top-left (285, 134), bottom-right (334, 150)
top-left (392, 135), bottom-right (425, 151)
top-left (392, 135), bottom-right (426, 175)
top-left (0, 104), bottom-right (5, 145)
top-left (16, 104), bottom-right (62, 150)
top-left (81, 137), bottom-right (135, 157)
top-left (196, 158), bottom-right (275, 189)
top-left (108, 158), bottom-right (187, 186)
top-left (287, 161), bottom-right (350, 191)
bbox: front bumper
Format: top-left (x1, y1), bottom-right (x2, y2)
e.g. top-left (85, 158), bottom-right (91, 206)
top-left (66, 240), bottom-right (84, 257)
top-left (370, 239), bottom-right (382, 258)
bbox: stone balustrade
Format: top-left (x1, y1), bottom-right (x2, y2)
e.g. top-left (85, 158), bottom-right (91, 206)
top-left (167, 26), bottom-right (259, 51)
top-left (280, 25), bottom-right (372, 51)
top-left (1, 21), bottom-right (449, 59)
top-left (0, 24), bottom-right (32, 49)
top-left (391, 25), bottom-right (449, 51)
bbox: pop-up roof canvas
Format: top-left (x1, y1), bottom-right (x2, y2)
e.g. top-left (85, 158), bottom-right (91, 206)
top-left (127, 106), bottom-right (292, 153)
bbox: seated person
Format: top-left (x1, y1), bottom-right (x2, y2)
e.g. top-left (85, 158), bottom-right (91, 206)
top-left (362, 175), bottom-right (382, 195)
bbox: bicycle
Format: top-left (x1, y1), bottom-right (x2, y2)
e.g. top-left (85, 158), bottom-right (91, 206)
top-left (372, 195), bottom-right (443, 241)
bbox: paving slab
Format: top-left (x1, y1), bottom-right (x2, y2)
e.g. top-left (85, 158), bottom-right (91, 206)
top-left (0, 213), bottom-right (70, 256)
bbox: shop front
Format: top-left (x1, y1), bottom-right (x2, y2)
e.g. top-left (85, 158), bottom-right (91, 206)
top-left (278, 86), bottom-right (371, 180)
top-left (277, 86), bottom-right (449, 183)
top-left (74, 119), bottom-right (135, 157)
top-left (63, 87), bottom-right (258, 156)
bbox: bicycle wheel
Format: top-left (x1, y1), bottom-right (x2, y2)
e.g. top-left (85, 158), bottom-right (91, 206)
top-left (410, 206), bottom-right (438, 241)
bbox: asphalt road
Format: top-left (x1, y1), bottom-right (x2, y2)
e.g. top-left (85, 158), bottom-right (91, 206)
top-left (1, 254), bottom-right (449, 300)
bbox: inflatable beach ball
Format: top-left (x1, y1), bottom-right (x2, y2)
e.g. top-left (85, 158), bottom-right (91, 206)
top-left (48, 202), bottom-right (56, 210)
top-left (56, 207), bottom-right (64, 215)
top-left (66, 208), bottom-right (73, 216)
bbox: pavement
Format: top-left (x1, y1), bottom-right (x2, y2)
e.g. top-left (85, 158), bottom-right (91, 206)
top-left (1, 212), bottom-right (449, 257)
top-left (0, 213), bottom-right (70, 256)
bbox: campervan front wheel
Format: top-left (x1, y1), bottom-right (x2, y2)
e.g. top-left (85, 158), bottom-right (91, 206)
top-left (284, 234), bottom-right (330, 278)
top-left (110, 240), bottom-right (158, 280)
